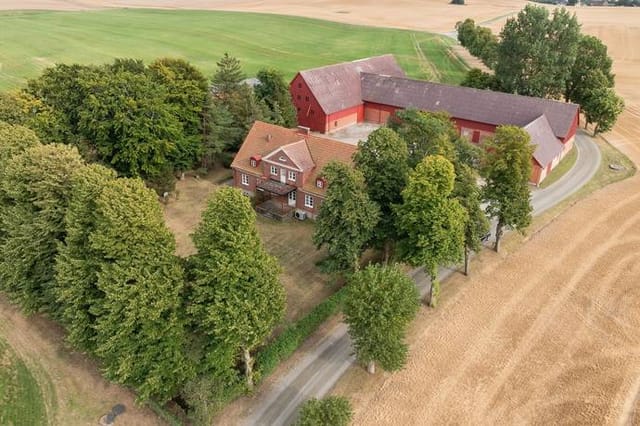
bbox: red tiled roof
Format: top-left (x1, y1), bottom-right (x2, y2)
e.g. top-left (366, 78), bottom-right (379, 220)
top-left (231, 121), bottom-right (357, 196)
top-left (360, 73), bottom-right (579, 140)
top-left (299, 55), bottom-right (405, 115)
top-left (524, 115), bottom-right (565, 167)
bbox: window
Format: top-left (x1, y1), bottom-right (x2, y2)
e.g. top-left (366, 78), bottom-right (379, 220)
top-left (288, 191), bottom-right (296, 202)
top-left (270, 165), bottom-right (277, 175)
top-left (304, 194), bottom-right (314, 208)
top-left (288, 171), bottom-right (297, 181)
top-left (316, 178), bottom-right (324, 189)
top-left (250, 159), bottom-right (257, 167)
top-left (305, 96), bottom-right (309, 101)
top-left (241, 174), bottom-right (249, 186)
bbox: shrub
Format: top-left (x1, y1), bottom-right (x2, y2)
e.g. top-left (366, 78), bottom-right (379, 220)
top-left (296, 396), bottom-right (353, 426)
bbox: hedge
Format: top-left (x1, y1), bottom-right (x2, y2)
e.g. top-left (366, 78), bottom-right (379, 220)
top-left (255, 286), bottom-right (348, 380)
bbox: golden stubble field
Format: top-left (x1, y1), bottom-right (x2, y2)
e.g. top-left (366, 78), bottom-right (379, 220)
top-left (2, 1), bottom-right (640, 424)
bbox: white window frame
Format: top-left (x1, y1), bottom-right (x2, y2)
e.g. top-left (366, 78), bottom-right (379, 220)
top-left (316, 179), bottom-right (324, 189)
top-left (270, 165), bottom-right (277, 176)
top-left (250, 159), bottom-right (257, 167)
top-left (241, 173), bottom-right (249, 186)
top-left (288, 191), bottom-right (296, 202)
top-left (304, 194), bottom-right (314, 208)
top-left (288, 170), bottom-right (297, 181)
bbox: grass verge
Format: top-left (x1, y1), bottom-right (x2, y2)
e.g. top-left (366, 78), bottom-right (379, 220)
top-left (0, 9), bottom-right (468, 91)
top-left (539, 146), bottom-right (578, 189)
top-left (502, 136), bottom-right (637, 253)
top-left (0, 337), bottom-right (46, 426)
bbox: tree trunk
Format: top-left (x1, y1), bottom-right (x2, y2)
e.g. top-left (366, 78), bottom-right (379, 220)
top-left (367, 361), bottom-right (376, 374)
top-left (593, 123), bottom-right (599, 137)
top-left (464, 246), bottom-right (470, 276)
top-left (425, 278), bottom-right (433, 307)
top-left (243, 348), bottom-right (254, 391)
top-left (494, 219), bottom-right (504, 253)
top-left (383, 240), bottom-right (392, 264)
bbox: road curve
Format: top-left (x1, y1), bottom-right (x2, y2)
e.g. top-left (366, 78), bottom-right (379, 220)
top-left (243, 131), bottom-right (601, 426)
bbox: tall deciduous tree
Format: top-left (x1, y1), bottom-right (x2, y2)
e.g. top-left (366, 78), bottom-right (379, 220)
top-left (353, 127), bottom-right (409, 261)
top-left (344, 264), bottom-right (420, 374)
top-left (396, 155), bottom-right (467, 306)
top-left (565, 34), bottom-right (614, 106)
top-left (582, 86), bottom-right (625, 136)
top-left (91, 178), bottom-right (192, 402)
top-left (453, 163), bottom-right (490, 276)
top-left (255, 68), bottom-right (297, 127)
top-left (77, 69), bottom-right (181, 179)
top-left (296, 396), bottom-right (353, 426)
top-left (148, 58), bottom-right (210, 171)
top-left (388, 109), bottom-right (457, 167)
top-left (495, 5), bottom-right (580, 98)
top-left (0, 144), bottom-right (84, 314)
top-left (455, 18), bottom-right (499, 68)
top-left (313, 162), bottom-right (380, 273)
top-left (188, 187), bottom-right (286, 390)
top-left (54, 164), bottom-right (117, 352)
top-left (481, 125), bottom-right (534, 252)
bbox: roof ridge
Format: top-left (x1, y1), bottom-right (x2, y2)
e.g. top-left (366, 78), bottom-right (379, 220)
top-left (361, 73), bottom-right (580, 108)
top-left (300, 54), bottom-right (394, 74)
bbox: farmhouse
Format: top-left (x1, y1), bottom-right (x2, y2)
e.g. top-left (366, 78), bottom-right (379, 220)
top-left (231, 121), bottom-right (356, 220)
top-left (290, 55), bottom-right (580, 185)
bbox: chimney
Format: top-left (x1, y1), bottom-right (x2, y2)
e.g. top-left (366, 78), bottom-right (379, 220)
top-left (297, 126), bottom-right (311, 136)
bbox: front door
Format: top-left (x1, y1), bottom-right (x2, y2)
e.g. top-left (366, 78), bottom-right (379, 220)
top-left (288, 190), bottom-right (296, 207)
top-left (280, 168), bottom-right (287, 183)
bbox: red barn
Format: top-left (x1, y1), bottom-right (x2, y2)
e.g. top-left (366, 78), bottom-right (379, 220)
top-left (290, 55), bottom-right (405, 133)
top-left (290, 56), bottom-right (581, 185)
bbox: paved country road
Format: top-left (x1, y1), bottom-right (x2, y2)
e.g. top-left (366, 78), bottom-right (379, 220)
top-left (244, 132), bottom-right (600, 426)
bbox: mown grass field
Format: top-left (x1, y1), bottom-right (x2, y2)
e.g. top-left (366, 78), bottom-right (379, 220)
top-left (0, 337), bottom-right (46, 426)
top-left (0, 9), bottom-right (468, 91)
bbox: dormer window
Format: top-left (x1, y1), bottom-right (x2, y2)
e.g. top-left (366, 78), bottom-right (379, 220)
top-left (250, 155), bottom-right (261, 167)
top-left (316, 178), bottom-right (325, 189)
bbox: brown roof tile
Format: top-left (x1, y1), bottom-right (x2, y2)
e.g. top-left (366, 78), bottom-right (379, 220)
top-left (231, 121), bottom-right (357, 196)
top-left (361, 73), bottom-right (579, 140)
top-left (524, 115), bottom-right (565, 167)
top-left (299, 55), bottom-right (405, 115)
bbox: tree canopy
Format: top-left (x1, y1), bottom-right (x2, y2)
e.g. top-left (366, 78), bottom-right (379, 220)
top-left (396, 155), bottom-right (467, 306)
top-left (0, 144), bottom-right (84, 314)
top-left (188, 187), bottom-right (286, 389)
top-left (353, 127), bottom-right (409, 260)
top-left (481, 125), bottom-right (533, 252)
top-left (344, 264), bottom-right (420, 373)
top-left (296, 396), bottom-right (353, 426)
top-left (255, 67), bottom-right (297, 128)
top-left (313, 161), bottom-right (380, 273)
top-left (91, 178), bottom-right (193, 402)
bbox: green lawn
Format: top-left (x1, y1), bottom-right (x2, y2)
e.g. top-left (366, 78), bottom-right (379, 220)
top-left (0, 338), bottom-right (47, 426)
top-left (0, 9), bottom-right (468, 91)
top-left (539, 145), bottom-right (578, 189)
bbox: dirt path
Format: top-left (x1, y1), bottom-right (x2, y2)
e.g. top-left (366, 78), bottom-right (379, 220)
top-left (0, 296), bottom-right (162, 425)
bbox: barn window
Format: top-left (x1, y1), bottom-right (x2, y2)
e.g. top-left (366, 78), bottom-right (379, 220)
top-left (305, 96), bottom-right (309, 101)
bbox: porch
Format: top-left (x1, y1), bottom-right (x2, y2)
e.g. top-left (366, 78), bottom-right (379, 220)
top-left (255, 179), bottom-right (297, 221)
